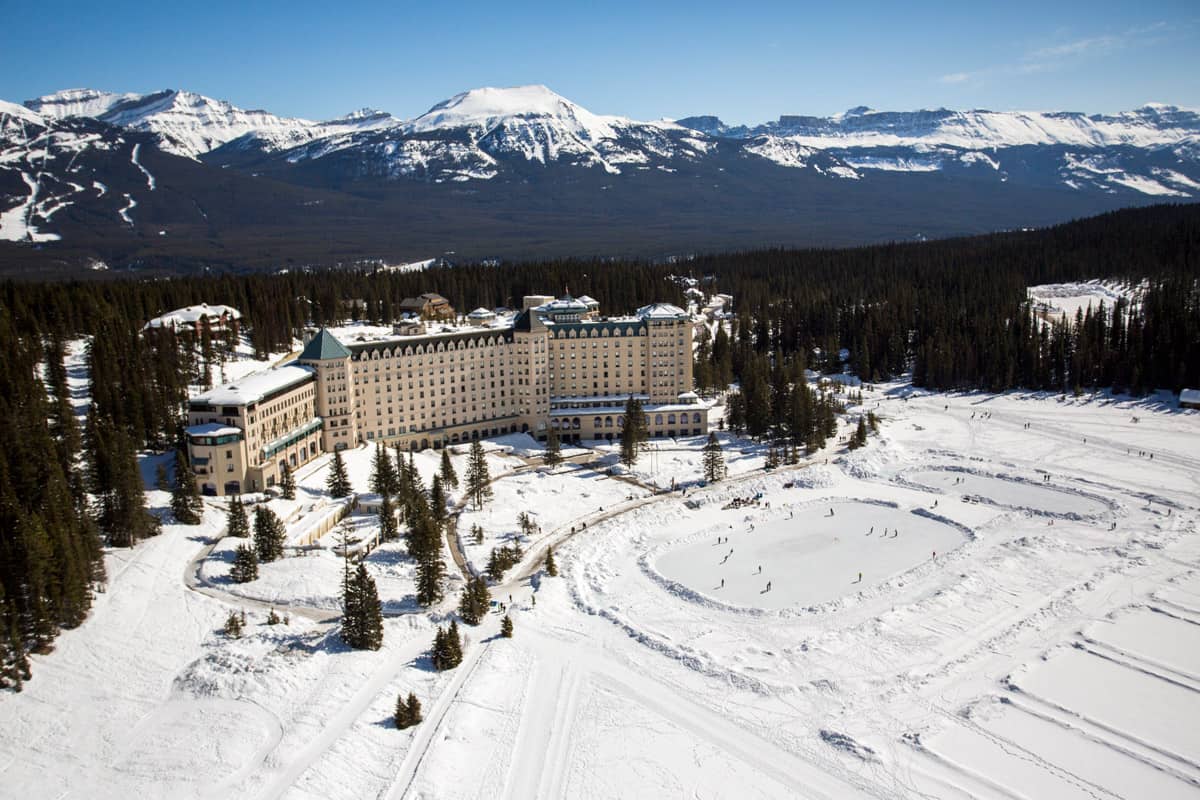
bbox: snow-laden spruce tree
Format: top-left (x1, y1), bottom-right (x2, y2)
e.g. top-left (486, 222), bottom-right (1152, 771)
top-left (327, 450), bottom-right (351, 498)
top-left (226, 494), bottom-right (249, 537)
top-left (702, 432), bottom-right (726, 483)
top-left (465, 440), bottom-right (492, 509)
top-left (253, 506), bottom-right (286, 562)
top-left (170, 449), bottom-right (202, 524)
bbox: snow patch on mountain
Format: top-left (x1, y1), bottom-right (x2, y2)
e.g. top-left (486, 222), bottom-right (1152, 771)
top-left (844, 155), bottom-right (941, 172)
top-left (745, 137), bottom-right (815, 169)
top-left (0, 171), bottom-right (61, 241)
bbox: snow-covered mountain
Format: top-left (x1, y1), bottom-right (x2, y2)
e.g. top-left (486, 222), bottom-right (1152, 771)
top-left (24, 88), bottom-right (321, 159)
top-left (3, 83), bottom-right (1199, 270)
top-left (676, 103), bottom-right (1200, 196)
top-left (212, 85), bottom-right (719, 182)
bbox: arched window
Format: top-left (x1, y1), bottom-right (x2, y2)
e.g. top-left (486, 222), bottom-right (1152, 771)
top-left (667, 414), bottom-right (676, 424)
top-left (593, 417), bottom-right (602, 428)
top-left (655, 414), bottom-right (663, 425)
top-left (604, 417), bottom-right (613, 427)
top-left (617, 416), bottom-right (625, 427)
top-left (572, 417), bottom-right (581, 429)
top-left (693, 412), bottom-right (701, 423)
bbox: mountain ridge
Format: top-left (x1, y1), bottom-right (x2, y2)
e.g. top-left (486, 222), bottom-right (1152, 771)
top-left (2, 84), bottom-right (1198, 274)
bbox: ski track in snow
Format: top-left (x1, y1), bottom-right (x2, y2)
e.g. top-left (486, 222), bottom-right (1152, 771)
top-left (2, 374), bottom-right (1199, 799)
top-left (118, 192), bottom-right (136, 226)
top-left (131, 141), bottom-right (155, 190)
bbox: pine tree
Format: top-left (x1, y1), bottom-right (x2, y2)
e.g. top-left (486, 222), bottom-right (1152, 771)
top-left (501, 615), bottom-right (514, 638)
top-left (764, 443), bottom-right (780, 470)
top-left (447, 620), bottom-right (463, 666)
top-left (431, 626), bottom-right (446, 670)
top-left (378, 494), bottom-right (399, 542)
top-left (223, 611), bottom-right (243, 638)
top-left (171, 449), bottom-right (203, 524)
top-left (405, 692), bottom-right (422, 725)
top-left (415, 553), bottom-right (446, 607)
top-left (543, 426), bottom-right (563, 467)
top-left (357, 564), bottom-right (384, 649)
top-left (458, 575), bottom-right (490, 625)
top-left (370, 444), bottom-right (398, 497)
top-left (395, 693), bottom-right (414, 729)
top-left (266, 608), bottom-right (281, 625)
top-left (429, 474), bottom-right (447, 523)
top-left (155, 463), bottom-right (170, 491)
top-left (280, 462), bottom-right (296, 500)
top-left (849, 416), bottom-right (868, 450)
top-left (471, 524), bottom-right (484, 546)
top-left (227, 494), bottom-right (249, 537)
top-left (464, 440), bottom-right (492, 509)
top-left (340, 537), bottom-right (361, 646)
top-left (327, 449), bottom-right (351, 498)
top-left (439, 448), bottom-right (459, 489)
top-left (431, 624), bottom-right (462, 671)
top-left (230, 544), bottom-right (259, 583)
top-left (620, 397), bottom-right (646, 467)
top-left (545, 547), bottom-right (558, 577)
top-left (253, 506), bottom-right (286, 562)
top-left (701, 432), bottom-right (726, 483)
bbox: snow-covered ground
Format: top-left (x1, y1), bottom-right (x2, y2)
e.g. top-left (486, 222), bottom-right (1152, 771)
top-left (1028, 279), bottom-right (1135, 320)
top-left (2, 380), bottom-right (1198, 799)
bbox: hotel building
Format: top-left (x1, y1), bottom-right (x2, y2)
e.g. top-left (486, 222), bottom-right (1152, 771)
top-left (186, 295), bottom-right (708, 495)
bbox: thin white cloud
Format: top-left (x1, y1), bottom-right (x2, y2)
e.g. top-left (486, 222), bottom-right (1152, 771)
top-left (937, 21), bottom-right (1175, 87)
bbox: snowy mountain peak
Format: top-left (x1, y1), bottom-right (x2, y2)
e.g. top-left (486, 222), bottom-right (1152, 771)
top-left (25, 88), bottom-right (143, 120)
top-left (406, 85), bottom-right (622, 142)
top-left (839, 105), bottom-right (874, 119)
top-left (0, 98), bottom-right (42, 126)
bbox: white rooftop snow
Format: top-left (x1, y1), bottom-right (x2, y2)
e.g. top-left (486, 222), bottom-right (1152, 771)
top-left (190, 364), bottom-right (313, 406)
top-left (185, 423), bottom-right (242, 437)
top-left (145, 303), bottom-right (242, 329)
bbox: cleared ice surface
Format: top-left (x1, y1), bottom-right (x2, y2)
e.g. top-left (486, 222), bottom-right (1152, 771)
top-left (907, 469), bottom-right (1108, 516)
top-left (655, 501), bottom-right (966, 609)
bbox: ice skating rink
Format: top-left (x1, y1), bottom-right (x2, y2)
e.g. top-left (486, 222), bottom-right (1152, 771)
top-left (655, 501), bottom-right (968, 608)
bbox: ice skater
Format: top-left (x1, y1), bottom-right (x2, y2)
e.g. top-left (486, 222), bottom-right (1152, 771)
top-left (931, 550), bottom-right (936, 560)
top-left (757, 565), bottom-right (762, 574)
top-left (856, 571), bottom-right (862, 583)
top-left (766, 581), bottom-right (772, 592)
top-left (720, 578), bottom-right (724, 588)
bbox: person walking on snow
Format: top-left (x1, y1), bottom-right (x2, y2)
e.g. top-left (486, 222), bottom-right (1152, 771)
top-left (857, 572), bottom-right (862, 583)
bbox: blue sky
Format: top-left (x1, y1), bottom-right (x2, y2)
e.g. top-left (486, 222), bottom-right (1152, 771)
top-left (1, 0), bottom-right (1196, 123)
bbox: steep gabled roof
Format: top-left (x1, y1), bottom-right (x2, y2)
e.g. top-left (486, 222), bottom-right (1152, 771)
top-left (298, 328), bottom-right (351, 361)
top-left (512, 308), bottom-right (546, 332)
